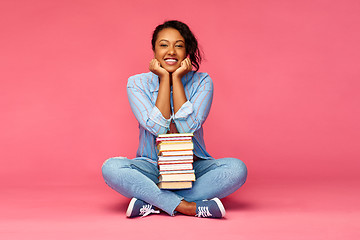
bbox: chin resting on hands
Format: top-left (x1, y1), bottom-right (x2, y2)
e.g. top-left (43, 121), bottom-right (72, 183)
top-left (173, 58), bottom-right (192, 79)
top-left (149, 59), bottom-right (169, 78)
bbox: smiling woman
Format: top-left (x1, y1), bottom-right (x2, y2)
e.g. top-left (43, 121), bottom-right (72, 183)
top-left (101, 20), bottom-right (247, 219)
top-left (153, 28), bottom-right (186, 73)
top-left (151, 20), bottom-right (202, 71)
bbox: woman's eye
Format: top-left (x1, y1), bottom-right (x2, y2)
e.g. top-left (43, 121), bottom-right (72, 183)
top-left (175, 45), bottom-right (184, 48)
top-left (160, 44), bottom-right (168, 47)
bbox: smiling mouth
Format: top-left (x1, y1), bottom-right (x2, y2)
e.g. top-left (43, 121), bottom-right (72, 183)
top-left (164, 58), bottom-right (178, 65)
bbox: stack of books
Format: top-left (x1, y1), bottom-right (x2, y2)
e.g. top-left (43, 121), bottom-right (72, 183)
top-left (156, 133), bottom-right (196, 189)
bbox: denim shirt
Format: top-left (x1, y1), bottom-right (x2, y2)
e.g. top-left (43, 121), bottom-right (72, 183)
top-left (127, 71), bottom-right (214, 164)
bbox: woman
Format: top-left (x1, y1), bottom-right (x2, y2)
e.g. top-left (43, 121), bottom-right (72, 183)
top-left (102, 20), bottom-right (247, 218)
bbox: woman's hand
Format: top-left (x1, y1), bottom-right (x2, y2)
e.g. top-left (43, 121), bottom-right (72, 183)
top-left (172, 58), bottom-right (192, 80)
top-left (149, 59), bottom-right (169, 79)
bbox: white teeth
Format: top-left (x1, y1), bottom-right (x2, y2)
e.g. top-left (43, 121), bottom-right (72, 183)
top-left (165, 59), bottom-right (177, 62)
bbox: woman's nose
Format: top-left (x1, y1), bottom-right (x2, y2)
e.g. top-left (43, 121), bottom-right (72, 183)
top-left (168, 46), bottom-right (175, 55)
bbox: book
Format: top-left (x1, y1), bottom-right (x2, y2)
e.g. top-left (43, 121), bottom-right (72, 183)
top-left (158, 133), bottom-right (194, 138)
top-left (158, 155), bottom-right (194, 161)
top-left (160, 150), bottom-right (193, 156)
top-left (159, 169), bottom-right (195, 174)
top-left (158, 155), bottom-right (193, 161)
top-left (158, 160), bottom-right (194, 165)
top-left (159, 163), bottom-right (193, 171)
top-left (159, 173), bottom-right (196, 182)
top-left (157, 141), bottom-right (194, 152)
top-left (157, 181), bottom-right (192, 189)
top-left (156, 137), bottom-right (192, 143)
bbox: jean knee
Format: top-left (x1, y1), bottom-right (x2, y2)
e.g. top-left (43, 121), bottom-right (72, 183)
top-left (223, 158), bottom-right (248, 185)
top-left (101, 157), bottom-right (128, 181)
top-left (101, 158), bottom-right (113, 181)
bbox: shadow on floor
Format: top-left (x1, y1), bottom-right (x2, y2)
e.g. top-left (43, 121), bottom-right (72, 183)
top-left (221, 197), bottom-right (256, 211)
top-left (105, 199), bottom-right (128, 213)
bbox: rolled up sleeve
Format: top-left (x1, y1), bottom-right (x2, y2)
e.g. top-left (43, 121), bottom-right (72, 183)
top-left (149, 105), bottom-right (172, 128)
top-left (173, 73), bottom-right (213, 133)
top-left (127, 77), bottom-right (171, 136)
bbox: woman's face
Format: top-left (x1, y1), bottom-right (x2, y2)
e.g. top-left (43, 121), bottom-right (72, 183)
top-left (154, 28), bottom-right (186, 73)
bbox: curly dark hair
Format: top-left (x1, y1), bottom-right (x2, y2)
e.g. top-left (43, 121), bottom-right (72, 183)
top-left (151, 20), bottom-right (202, 71)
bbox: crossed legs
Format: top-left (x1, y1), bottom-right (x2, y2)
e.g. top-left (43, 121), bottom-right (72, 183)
top-left (102, 157), bottom-right (247, 216)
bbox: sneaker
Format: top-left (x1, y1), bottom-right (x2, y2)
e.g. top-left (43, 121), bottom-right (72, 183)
top-left (126, 198), bottom-right (160, 218)
top-left (195, 197), bottom-right (226, 218)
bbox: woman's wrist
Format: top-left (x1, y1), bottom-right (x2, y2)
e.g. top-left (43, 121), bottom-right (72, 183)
top-left (158, 71), bottom-right (170, 80)
top-left (171, 74), bottom-right (182, 83)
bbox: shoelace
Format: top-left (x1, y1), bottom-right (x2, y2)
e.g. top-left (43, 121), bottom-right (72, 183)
top-left (139, 204), bottom-right (160, 218)
top-left (196, 206), bottom-right (212, 217)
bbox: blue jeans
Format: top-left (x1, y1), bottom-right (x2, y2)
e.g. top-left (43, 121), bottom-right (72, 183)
top-left (101, 157), bottom-right (247, 215)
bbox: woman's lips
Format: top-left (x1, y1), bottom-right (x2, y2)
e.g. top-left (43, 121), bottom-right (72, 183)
top-left (164, 58), bottom-right (178, 66)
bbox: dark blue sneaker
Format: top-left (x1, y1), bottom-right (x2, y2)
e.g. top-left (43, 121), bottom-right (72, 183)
top-left (126, 198), bottom-right (160, 218)
top-left (195, 198), bottom-right (226, 218)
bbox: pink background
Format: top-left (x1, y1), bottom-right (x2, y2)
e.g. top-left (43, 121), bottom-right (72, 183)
top-left (1, 0), bottom-right (359, 239)
top-left (1, 0), bottom-right (359, 185)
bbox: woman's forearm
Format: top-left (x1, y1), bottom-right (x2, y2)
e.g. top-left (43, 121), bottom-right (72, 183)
top-left (172, 76), bottom-right (187, 114)
top-left (155, 74), bottom-right (172, 119)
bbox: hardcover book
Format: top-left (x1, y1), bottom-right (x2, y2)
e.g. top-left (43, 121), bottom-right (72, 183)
top-left (157, 141), bottom-right (194, 152)
top-left (159, 163), bottom-right (193, 171)
top-left (158, 160), bottom-right (194, 165)
top-left (158, 155), bottom-right (193, 161)
top-left (157, 181), bottom-right (192, 189)
top-left (159, 173), bottom-right (196, 182)
top-left (161, 150), bottom-right (193, 156)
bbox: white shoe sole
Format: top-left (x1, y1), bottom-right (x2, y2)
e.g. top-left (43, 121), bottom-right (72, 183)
top-left (211, 197), bottom-right (226, 217)
top-left (126, 198), bottom-right (138, 217)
